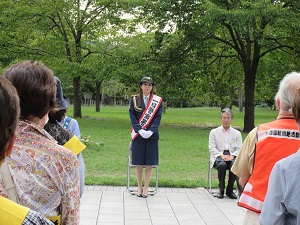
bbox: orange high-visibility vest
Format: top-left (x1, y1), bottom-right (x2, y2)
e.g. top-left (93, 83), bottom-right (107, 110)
top-left (238, 118), bottom-right (300, 213)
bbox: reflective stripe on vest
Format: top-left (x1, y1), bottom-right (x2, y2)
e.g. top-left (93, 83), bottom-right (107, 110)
top-left (238, 118), bottom-right (300, 212)
top-left (238, 192), bottom-right (263, 213)
top-left (0, 196), bottom-right (29, 225)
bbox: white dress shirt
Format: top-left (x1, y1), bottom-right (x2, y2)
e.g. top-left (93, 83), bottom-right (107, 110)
top-left (143, 95), bottom-right (149, 106)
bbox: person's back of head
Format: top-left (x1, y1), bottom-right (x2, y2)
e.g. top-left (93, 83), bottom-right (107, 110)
top-left (292, 89), bottom-right (300, 124)
top-left (0, 77), bottom-right (54, 224)
top-left (48, 109), bottom-right (66, 123)
top-left (276, 72), bottom-right (300, 113)
top-left (0, 77), bottom-right (20, 162)
top-left (3, 60), bottom-right (56, 120)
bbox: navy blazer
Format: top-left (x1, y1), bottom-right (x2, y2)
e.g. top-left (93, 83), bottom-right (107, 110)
top-left (129, 95), bottom-right (163, 140)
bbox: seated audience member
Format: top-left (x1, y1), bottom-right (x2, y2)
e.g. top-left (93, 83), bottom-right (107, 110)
top-left (44, 76), bottom-right (86, 197)
top-left (260, 88), bottom-right (300, 224)
top-left (0, 76), bottom-right (53, 225)
top-left (0, 60), bottom-right (80, 225)
top-left (209, 108), bottom-right (242, 199)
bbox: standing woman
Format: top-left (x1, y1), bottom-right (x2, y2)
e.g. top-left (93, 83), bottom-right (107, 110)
top-left (129, 77), bottom-right (163, 198)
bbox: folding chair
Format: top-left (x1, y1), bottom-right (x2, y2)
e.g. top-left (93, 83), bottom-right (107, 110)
top-left (126, 142), bottom-right (158, 195)
top-left (207, 160), bottom-right (238, 197)
top-left (207, 161), bottom-right (218, 196)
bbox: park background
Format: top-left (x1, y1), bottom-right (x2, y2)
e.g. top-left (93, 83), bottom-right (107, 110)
top-left (0, 1), bottom-right (298, 187)
top-left (71, 105), bottom-right (278, 188)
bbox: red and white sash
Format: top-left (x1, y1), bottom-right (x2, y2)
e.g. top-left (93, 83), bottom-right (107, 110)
top-left (131, 94), bottom-right (162, 140)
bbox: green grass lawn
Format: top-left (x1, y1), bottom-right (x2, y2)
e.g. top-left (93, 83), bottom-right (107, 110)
top-left (68, 106), bottom-right (278, 188)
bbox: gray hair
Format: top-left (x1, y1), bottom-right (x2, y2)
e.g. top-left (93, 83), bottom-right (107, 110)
top-left (221, 108), bottom-right (233, 118)
top-left (276, 72), bottom-right (300, 112)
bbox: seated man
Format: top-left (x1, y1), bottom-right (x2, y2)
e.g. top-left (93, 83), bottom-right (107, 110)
top-left (209, 108), bottom-right (242, 199)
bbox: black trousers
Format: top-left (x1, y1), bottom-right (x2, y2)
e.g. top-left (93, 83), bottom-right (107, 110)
top-left (214, 158), bottom-right (236, 194)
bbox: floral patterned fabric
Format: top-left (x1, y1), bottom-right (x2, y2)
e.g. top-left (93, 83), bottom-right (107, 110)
top-left (0, 120), bottom-right (80, 225)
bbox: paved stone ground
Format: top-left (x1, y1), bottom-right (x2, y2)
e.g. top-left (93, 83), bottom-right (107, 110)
top-left (80, 186), bottom-right (246, 225)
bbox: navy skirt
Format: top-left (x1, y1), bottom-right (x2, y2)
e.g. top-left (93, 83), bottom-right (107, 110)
top-left (131, 138), bottom-right (159, 165)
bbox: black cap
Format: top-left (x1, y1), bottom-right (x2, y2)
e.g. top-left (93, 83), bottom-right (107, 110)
top-left (139, 76), bottom-right (156, 86)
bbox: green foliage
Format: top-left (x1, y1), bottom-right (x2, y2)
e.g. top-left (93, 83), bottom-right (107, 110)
top-left (0, 0), bottom-right (300, 131)
top-left (138, 0), bottom-right (300, 131)
top-left (0, 0), bottom-right (147, 117)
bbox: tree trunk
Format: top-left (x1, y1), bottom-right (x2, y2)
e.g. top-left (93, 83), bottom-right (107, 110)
top-left (73, 76), bottom-right (82, 118)
top-left (243, 68), bottom-right (257, 132)
top-left (95, 80), bottom-right (101, 112)
top-left (242, 39), bottom-right (260, 132)
top-left (238, 87), bottom-right (243, 112)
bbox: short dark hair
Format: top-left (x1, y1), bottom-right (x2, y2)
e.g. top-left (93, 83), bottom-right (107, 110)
top-left (3, 60), bottom-right (56, 120)
top-left (48, 109), bottom-right (66, 123)
top-left (0, 77), bottom-right (20, 160)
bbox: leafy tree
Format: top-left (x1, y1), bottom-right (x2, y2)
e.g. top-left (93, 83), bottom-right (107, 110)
top-left (0, 0), bottom-right (141, 117)
top-left (255, 50), bottom-right (300, 109)
top-left (141, 0), bottom-right (299, 132)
